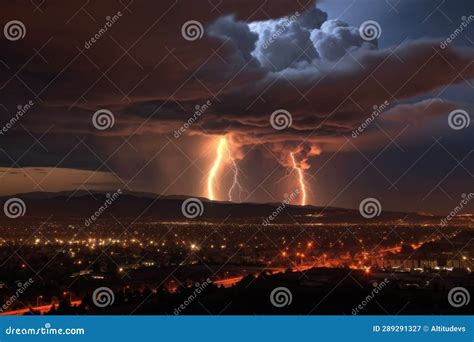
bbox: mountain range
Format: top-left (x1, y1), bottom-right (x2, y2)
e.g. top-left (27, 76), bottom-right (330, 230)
top-left (1, 190), bottom-right (466, 225)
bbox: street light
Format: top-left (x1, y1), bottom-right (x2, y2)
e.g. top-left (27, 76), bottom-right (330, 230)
top-left (63, 291), bottom-right (72, 302)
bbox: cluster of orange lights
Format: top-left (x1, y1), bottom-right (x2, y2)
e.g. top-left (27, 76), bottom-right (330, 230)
top-left (278, 241), bottom-right (410, 272)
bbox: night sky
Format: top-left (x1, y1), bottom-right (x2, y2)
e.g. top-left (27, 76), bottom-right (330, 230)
top-left (0, 0), bottom-right (473, 215)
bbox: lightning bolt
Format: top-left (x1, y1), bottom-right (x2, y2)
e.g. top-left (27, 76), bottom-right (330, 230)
top-left (290, 152), bottom-right (307, 206)
top-left (207, 136), bottom-right (244, 202)
top-left (207, 137), bottom-right (227, 201)
top-left (228, 159), bottom-right (243, 202)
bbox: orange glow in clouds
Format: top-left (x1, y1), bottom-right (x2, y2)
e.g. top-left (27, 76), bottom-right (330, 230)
top-left (207, 138), bottom-right (308, 205)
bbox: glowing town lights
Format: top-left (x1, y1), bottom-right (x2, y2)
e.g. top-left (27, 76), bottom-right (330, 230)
top-left (290, 152), bottom-right (307, 206)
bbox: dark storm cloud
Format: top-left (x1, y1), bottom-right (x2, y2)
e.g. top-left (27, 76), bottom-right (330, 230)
top-left (2, 1), bottom-right (474, 147)
top-left (0, 0), bottom-right (473, 209)
top-left (2, 1), bottom-right (471, 150)
top-left (185, 38), bottom-right (474, 164)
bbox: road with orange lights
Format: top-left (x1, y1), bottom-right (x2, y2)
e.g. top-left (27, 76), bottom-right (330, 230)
top-left (0, 300), bottom-right (82, 316)
top-left (213, 264), bottom-right (316, 288)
